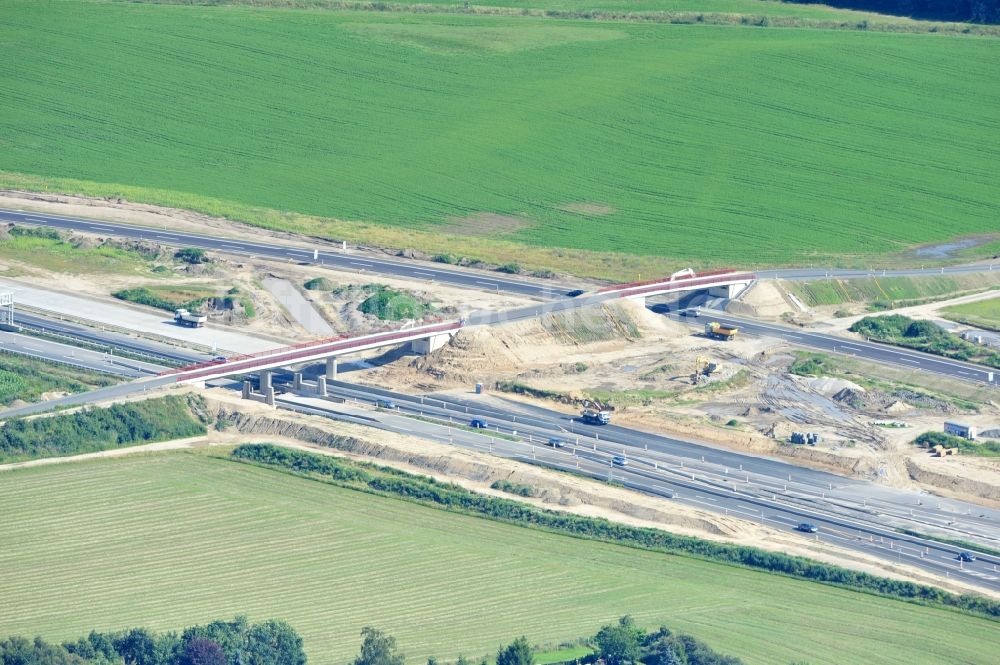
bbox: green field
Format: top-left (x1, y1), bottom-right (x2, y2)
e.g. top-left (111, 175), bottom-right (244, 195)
top-left (942, 296), bottom-right (1000, 332)
top-left (2, 2), bottom-right (999, 276)
top-left (0, 451), bottom-right (996, 664)
top-left (785, 273), bottom-right (1000, 308)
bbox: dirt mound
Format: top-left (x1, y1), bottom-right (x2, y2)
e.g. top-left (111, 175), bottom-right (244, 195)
top-left (730, 281), bottom-right (793, 318)
top-left (834, 386), bottom-right (951, 414)
top-left (409, 300), bottom-right (686, 383)
top-left (809, 377), bottom-right (864, 395)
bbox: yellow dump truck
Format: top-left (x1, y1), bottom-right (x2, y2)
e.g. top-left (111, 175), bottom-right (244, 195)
top-left (705, 322), bottom-right (739, 341)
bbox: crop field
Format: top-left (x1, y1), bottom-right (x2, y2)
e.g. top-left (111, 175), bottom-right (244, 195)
top-left (942, 296), bottom-right (1000, 332)
top-left (2, 3), bottom-right (998, 274)
top-left (0, 451), bottom-right (997, 665)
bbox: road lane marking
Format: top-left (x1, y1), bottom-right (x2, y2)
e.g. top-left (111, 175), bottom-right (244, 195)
top-left (897, 357), bottom-right (920, 364)
top-left (88, 225), bottom-right (116, 231)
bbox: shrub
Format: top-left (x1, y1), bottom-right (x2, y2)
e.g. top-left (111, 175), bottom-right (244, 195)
top-left (174, 247), bottom-right (208, 264)
top-left (303, 277), bottom-right (335, 290)
top-left (497, 262), bottom-right (521, 274)
top-left (358, 285), bottom-right (427, 320)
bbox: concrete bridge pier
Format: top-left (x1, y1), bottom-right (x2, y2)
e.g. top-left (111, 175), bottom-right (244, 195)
top-left (411, 332), bottom-right (452, 355)
top-left (292, 372), bottom-right (303, 391)
top-left (316, 376), bottom-right (328, 397)
top-left (241, 376), bottom-right (275, 407)
top-left (325, 357), bottom-right (338, 379)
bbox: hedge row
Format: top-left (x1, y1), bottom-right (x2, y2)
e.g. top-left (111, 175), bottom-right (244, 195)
top-left (231, 444), bottom-right (999, 620)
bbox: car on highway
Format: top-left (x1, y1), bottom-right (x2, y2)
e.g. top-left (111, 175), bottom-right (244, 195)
top-left (469, 418), bottom-right (489, 429)
top-left (797, 523), bottom-right (819, 533)
top-left (612, 455), bottom-right (628, 467)
top-left (958, 552), bottom-right (977, 562)
top-left (375, 399), bottom-right (396, 409)
top-left (212, 355), bottom-right (227, 362)
top-left (547, 437), bottom-right (565, 448)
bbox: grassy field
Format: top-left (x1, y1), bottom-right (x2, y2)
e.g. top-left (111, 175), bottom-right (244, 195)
top-left (0, 451), bottom-right (996, 665)
top-left (942, 296), bottom-right (1000, 332)
top-left (0, 351), bottom-right (118, 406)
top-left (2, 2), bottom-right (999, 277)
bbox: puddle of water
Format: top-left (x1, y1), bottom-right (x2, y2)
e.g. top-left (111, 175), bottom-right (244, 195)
top-left (912, 237), bottom-right (992, 259)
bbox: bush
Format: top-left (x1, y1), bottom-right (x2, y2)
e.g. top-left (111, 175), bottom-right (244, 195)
top-left (358, 285), bottom-right (427, 320)
top-left (491, 479), bottom-right (536, 497)
top-left (497, 262), bottom-right (521, 274)
top-left (233, 444), bottom-right (1000, 620)
top-left (174, 247), bottom-right (208, 264)
top-left (303, 277), bottom-right (335, 290)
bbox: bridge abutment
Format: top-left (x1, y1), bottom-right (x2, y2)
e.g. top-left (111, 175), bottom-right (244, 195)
top-left (411, 332), bottom-right (452, 355)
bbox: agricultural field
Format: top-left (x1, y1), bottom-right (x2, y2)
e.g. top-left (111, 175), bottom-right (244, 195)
top-left (942, 296), bottom-right (1000, 332)
top-left (2, 1), bottom-right (999, 276)
top-left (0, 451), bottom-right (996, 665)
top-left (0, 351), bottom-right (118, 406)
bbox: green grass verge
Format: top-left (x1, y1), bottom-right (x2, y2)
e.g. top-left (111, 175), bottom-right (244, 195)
top-left (0, 230), bottom-right (153, 276)
top-left (784, 274), bottom-right (1000, 308)
top-left (0, 450), bottom-right (997, 665)
top-left (533, 644), bottom-right (594, 665)
top-left (2, 2), bottom-right (999, 275)
top-left (913, 431), bottom-right (1000, 458)
top-left (0, 351), bottom-right (118, 406)
top-left (113, 284), bottom-right (219, 312)
top-left (941, 296), bottom-right (1000, 332)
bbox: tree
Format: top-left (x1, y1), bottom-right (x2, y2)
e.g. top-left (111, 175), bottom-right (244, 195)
top-left (243, 620), bottom-right (305, 665)
top-left (180, 637), bottom-right (227, 665)
top-left (594, 617), bottom-right (644, 665)
top-left (352, 627), bottom-right (405, 665)
top-left (496, 637), bottom-right (533, 665)
top-left (114, 627), bottom-right (157, 665)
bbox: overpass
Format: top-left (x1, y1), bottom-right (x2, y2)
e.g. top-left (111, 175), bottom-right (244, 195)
top-left (597, 268), bottom-right (755, 303)
top-left (156, 268), bottom-right (755, 406)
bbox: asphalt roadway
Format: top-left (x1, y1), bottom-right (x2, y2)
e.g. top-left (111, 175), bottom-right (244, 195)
top-left (0, 330), bottom-right (164, 378)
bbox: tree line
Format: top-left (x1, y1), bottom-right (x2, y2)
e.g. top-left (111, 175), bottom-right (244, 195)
top-left (791, 0), bottom-right (999, 23)
top-left (1, 616), bottom-right (755, 665)
top-left (0, 616), bottom-right (304, 665)
top-left (232, 444), bottom-right (1000, 619)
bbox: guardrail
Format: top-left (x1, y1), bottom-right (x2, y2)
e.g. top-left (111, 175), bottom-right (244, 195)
top-left (597, 268), bottom-right (742, 293)
top-left (604, 271), bottom-right (756, 299)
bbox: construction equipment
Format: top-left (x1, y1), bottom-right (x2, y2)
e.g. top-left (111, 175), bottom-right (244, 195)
top-left (691, 356), bottom-right (719, 384)
top-left (704, 321), bottom-right (739, 341)
top-left (174, 308), bottom-right (208, 328)
top-left (581, 408), bottom-right (611, 425)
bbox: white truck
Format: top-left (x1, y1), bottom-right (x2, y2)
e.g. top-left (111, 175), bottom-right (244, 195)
top-left (174, 308), bottom-right (207, 328)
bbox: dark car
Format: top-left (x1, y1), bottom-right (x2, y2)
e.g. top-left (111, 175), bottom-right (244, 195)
top-left (547, 437), bottom-right (565, 448)
top-left (612, 455), bottom-right (628, 467)
top-left (469, 418), bottom-right (489, 429)
top-left (797, 523), bottom-right (819, 534)
top-left (212, 355), bottom-right (227, 362)
top-left (958, 552), bottom-right (977, 562)
top-left (375, 399), bottom-right (396, 409)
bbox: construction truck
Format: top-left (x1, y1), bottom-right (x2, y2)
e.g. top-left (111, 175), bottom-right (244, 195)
top-left (581, 408), bottom-right (611, 425)
top-left (174, 308), bottom-right (207, 328)
top-left (704, 321), bottom-right (739, 341)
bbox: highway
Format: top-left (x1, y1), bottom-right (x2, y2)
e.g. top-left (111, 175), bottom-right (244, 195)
top-left (15, 310), bottom-right (208, 365)
top-left (267, 379), bottom-right (1000, 593)
top-left (0, 330), bottom-right (164, 378)
top-left (0, 208), bottom-right (564, 299)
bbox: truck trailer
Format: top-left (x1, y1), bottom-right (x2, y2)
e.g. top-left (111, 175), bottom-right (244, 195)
top-left (704, 321), bottom-right (739, 341)
top-left (174, 308), bottom-right (208, 328)
top-left (581, 408), bottom-right (611, 425)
